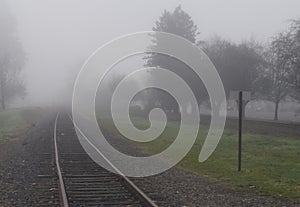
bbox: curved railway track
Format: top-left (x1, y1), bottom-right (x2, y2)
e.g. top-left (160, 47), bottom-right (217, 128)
top-left (54, 112), bottom-right (159, 207)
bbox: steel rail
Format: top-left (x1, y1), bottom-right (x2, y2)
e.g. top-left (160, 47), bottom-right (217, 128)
top-left (68, 113), bottom-right (158, 207)
top-left (54, 112), bottom-right (69, 207)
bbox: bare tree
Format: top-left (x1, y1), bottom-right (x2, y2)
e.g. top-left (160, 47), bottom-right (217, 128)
top-left (203, 37), bottom-right (265, 118)
top-left (0, 1), bottom-right (26, 110)
top-left (286, 19), bottom-right (300, 98)
top-left (263, 33), bottom-right (292, 120)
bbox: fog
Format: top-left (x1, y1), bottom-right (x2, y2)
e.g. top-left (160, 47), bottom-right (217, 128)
top-left (4, 0), bottom-right (300, 108)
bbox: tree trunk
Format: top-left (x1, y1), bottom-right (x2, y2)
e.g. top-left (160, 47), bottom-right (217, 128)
top-left (1, 95), bottom-right (5, 110)
top-left (274, 101), bottom-right (279, 120)
top-left (0, 84), bottom-right (5, 110)
top-left (242, 101), bottom-right (247, 119)
top-left (236, 100), bottom-right (249, 119)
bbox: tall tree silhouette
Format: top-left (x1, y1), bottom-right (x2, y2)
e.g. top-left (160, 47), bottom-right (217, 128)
top-left (0, 0), bottom-right (26, 110)
top-left (145, 5), bottom-right (206, 114)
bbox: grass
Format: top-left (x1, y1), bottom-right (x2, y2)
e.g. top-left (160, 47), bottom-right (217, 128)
top-left (177, 130), bottom-right (300, 199)
top-left (99, 115), bottom-right (300, 200)
top-left (0, 108), bottom-right (43, 143)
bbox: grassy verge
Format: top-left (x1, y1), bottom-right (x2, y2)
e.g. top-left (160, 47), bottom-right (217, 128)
top-left (0, 108), bottom-right (43, 143)
top-left (100, 116), bottom-right (300, 200)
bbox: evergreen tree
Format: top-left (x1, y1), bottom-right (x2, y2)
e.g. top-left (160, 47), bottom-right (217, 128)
top-left (145, 6), bottom-right (205, 114)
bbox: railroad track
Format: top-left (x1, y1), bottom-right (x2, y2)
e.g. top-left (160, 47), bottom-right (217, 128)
top-left (54, 112), bottom-right (159, 207)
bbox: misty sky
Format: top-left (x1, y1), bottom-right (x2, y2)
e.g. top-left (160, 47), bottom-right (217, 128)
top-left (7, 0), bottom-right (300, 106)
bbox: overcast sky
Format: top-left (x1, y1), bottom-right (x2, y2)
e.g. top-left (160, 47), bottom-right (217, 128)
top-left (7, 0), bottom-right (300, 105)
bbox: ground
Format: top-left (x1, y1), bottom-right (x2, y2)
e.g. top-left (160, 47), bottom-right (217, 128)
top-left (100, 114), bottom-right (300, 205)
top-left (0, 109), bottom-right (299, 206)
top-left (0, 108), bottom-right (56, 207)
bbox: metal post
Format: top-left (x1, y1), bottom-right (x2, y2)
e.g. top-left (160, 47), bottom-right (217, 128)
top-left (238, 91), bottom-right (243, 172)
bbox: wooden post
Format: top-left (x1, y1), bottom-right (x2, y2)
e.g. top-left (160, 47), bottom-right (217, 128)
top-left (238, 91), bottom-right (243, 172)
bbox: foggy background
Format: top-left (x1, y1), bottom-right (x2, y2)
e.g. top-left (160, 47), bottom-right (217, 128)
top-left (7, 0), bottom-right (300, 106)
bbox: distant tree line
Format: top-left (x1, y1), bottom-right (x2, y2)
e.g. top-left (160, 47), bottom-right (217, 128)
top-left (132, 5), bottom-right (300, 121)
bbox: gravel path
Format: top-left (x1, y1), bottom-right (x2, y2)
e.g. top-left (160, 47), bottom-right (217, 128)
top-left (133, 168), bottom-right (300, 207)
top-left (0, 111), bottom-right (57, 207)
